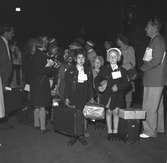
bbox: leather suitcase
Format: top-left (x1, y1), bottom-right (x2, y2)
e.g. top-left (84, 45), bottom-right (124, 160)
top-left (4, 89), bottom-right (25, 115)
top-left (118, 118), bottom-right (141, 143)
top-left (52, 105), bottom-right (84, 137)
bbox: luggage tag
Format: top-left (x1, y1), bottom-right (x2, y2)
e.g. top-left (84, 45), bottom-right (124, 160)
top-left (78, 72), bottom-right (88, 83)
top-left (24, 84), bottom-right (30, 92)
top-left (112, 71), bottom-right (122, 79)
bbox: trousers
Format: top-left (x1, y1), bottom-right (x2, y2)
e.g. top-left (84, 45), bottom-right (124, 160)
top-left (142, 86), bottom-right (164, 137)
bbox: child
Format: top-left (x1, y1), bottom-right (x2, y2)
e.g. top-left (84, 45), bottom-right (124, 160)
top-left (92, 56), bottom-right (104, 103)
top-left (95, 48), bottom-right (130, 140)
top-left (64, 49), bottom-right (94, 145)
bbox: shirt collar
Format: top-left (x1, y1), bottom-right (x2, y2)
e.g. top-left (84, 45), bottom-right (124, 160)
top-left (110, 64), bottom-right (118, 71)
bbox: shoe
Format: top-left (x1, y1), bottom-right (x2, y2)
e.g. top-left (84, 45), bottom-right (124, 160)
top-left (112, 133), bottom-right (119, 141)
top-left (40, 129), bottom-right (50, 135)
top-left (139, 133), bottom-right (150, 138)
top-left (34, 126), bottom-right (40, 130)
top-left (78, 136), bottom-right (88, 145)
top-left (67, 138), bottom-right (77, 146)
top-left (107, 133), bottom-right (113, 141)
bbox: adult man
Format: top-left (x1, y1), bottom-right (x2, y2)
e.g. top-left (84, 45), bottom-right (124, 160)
top-left (85, 40), bottom-right (97, 68)
top-left (0, 26), bottom-right (15, 129)
top-left (140, 18), bottom-right (167, 138)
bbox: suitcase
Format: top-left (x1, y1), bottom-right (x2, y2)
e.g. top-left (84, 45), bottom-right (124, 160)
top-left (4, 89), bottom-right (25, 115)
top-left (52, 104), bottom-right (84, 137)
top-left (118, 118), bottom-right (141, 143)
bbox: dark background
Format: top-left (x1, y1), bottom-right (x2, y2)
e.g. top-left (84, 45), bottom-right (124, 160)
top-left (0, 0), bottom-right (167, 45)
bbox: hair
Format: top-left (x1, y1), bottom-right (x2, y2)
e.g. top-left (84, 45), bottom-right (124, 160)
top-left (0, 25), bottom-right (14, 35)
top-left (116, 33), bottom-right (129, 45)
top-left (94, 56), bottom-right (104, 66)
top-left (104, 40), bottom-right (113, 47)
top-left (23, 38), bottom-right (37, 55)
top-left (73, 48), bottom-right (86, 58)
top-left (35, 36), bottom-right (45, 48)
top-left (148, 17), bottom-right (162, 31)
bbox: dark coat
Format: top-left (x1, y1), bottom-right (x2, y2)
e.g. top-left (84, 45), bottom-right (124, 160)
top-left (94, 64), bottom-right (130, 110)
top-left (0, 37), bottom-right (12, 86)
top-left (64, 64), bottom-right (93, 110)
top-left (30, 49), bottom-right (51, 107)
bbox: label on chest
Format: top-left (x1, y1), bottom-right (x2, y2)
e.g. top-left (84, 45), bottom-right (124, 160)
top-left (78, 72), bottom-right (88, 83)
top-left (112, 71), bottom-right (122, 79)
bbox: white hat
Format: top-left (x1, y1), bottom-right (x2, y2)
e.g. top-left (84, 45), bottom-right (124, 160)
top-left (107, 48), bottom-right (122, 61)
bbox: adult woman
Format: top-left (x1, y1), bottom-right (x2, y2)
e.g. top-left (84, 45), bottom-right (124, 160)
top-left (64, 48), bottom-right (94, 145)
top-left (30, 37), bottom-right (53, 135)
top-left (116, 34), bottom-right (136, 107)
top-left (95, 48), bottom-right (130, 140)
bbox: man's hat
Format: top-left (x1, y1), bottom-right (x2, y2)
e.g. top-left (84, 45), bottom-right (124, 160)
top-left (86, 40), bottom-right (95, 47)
top-left (69, 42), bottom-right (82, 50)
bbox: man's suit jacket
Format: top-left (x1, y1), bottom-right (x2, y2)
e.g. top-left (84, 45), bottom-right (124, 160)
top-left (0, 37), bottom-right (12, 86)
top-left (141, 34), bottom-right (167, 87)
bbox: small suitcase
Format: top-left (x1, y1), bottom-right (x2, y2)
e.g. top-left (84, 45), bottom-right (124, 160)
top-left (4, 89), bottom-right (25, 115)
top-left (52, 104), bottom-right (84, 137)
top-left (118, 118), bottom-right (141, 143)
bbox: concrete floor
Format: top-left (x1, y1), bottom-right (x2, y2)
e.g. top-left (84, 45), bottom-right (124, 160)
top-left (0, 116), bottom-right (167, 163)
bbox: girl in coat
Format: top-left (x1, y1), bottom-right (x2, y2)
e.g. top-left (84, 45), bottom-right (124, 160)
top-left (95, 48), bottom-right (130, 140)
top-left (64, 48), bottom-right (94, 145)
top-left (30, 38), bottom-right (54, 135)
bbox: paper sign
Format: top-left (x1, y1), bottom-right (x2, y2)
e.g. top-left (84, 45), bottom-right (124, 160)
top-left (24, 84), bottom-right (30, 92)
top-left (112, 71), bottom-right (122, 79)
top-left (143, 47), bottom-right (152, 62)
top-left (78, 73), bottom-right (88, 83)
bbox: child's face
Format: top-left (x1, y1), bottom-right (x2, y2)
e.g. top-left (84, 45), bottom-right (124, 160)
top-left (108, 52), bottom-right (118, 64)
top-left (76, 54), bottom-right (85, 66)
top-left (94, 58), bottom-right (101, 69)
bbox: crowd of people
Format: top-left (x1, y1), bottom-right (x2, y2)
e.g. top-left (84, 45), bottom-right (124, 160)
top-left (0, 17), bottom-right (167, 146)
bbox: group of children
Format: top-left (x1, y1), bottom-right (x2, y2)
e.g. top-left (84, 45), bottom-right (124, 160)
top-left (63, 47), bottom-right (131, 145)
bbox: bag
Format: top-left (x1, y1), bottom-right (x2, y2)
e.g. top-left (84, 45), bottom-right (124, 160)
top-left (83, 102), bottom-right (105, 121)
top-left (118, 118), bottom-right (141, 143)
top-left (52, 104), bottom-right (84, 137)
top-left (119, 108), bottom-right (146, 120)
top-left (4, 89), bottom-right (25, 115)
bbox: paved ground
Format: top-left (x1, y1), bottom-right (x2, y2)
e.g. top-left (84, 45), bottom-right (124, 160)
top-left (0, 116), bottom-right (167, 163)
